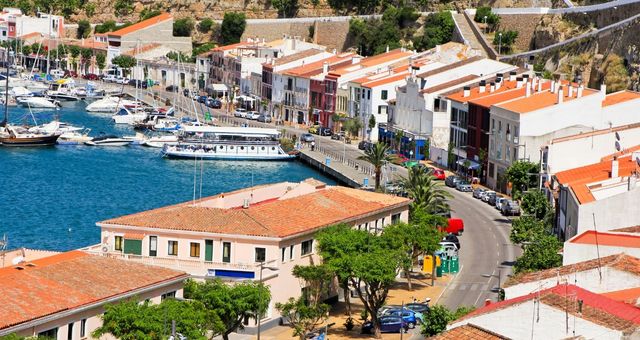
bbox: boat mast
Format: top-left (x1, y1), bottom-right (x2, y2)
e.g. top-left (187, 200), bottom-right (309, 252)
top-left (2, 45), bottom-right (9, 126)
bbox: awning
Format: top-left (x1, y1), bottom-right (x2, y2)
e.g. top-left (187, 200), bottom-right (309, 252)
top-left (207, 83), bottom-right (228, 91)
top-left (456, 158), bottom-right (480, 170)
top-left (123, 233), bottom-right (145, 240)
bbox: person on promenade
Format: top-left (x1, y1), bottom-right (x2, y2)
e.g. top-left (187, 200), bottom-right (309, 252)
top-left (311, 141), bottom-right (316, 151)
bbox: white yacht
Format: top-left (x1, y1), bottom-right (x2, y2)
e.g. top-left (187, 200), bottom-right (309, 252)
top-left (85, 135), bottom-right (133, 146)
top-left (142, 134), bottom-right (179, 148)
top-left (86, 97), bottom-right (137, 113)
top-left (16, 96), bottom-right (61, 109)
top-left (28, 121), bottom-right (82, 135)
top-left (112, 107), bottom-right (147, 125)
top-left (161, 126), bottom-right (295, 161)
top-left (57, 129), bottom-right (92, 145)
top-left (46, 79), bottom-right (80, 101)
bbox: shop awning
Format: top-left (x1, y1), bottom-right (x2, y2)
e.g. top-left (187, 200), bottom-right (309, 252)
top-left (207, 84), bottom-right (228, 91)
top-left (456, 158), bottom-right (480, 170)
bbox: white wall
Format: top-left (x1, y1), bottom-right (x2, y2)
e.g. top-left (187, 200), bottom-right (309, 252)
top-left (576, 186), bottom-right (640, 236)
top-left (504, 268), bottom-right (640, 299)
top-left (563, 242), bottom-right (640, 265)
top-left (602, 98), bottom-right (640, 127)
top-left (451, 301), bottom-right (623, 340)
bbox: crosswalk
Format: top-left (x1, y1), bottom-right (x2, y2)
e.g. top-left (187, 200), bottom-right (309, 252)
top-left (448, 282), bottom-right (492, 292)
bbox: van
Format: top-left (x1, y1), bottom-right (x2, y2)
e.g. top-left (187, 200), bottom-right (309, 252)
top-left (446, 218), bottom-right (464, 235)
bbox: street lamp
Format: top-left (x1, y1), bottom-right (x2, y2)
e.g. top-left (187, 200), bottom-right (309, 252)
top-left (498, 32), bottom-right (503, 55)
top-left (257, 262), bottom-right (278, 340)
top-left (483, 16), bottom-right (488, 34)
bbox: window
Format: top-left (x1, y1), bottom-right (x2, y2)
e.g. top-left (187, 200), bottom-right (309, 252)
top-left (67, 322), bottom-right (74, 340)
top-left (289, 244), bottom-right (294, 260)
top-left (168, 240), bottom-right (178, 256)
top-left (367, 90), bottom-right (371, 100)
top-left (39, 328), bottom-right (57, 338)
top-left (161, 291), bottom-right (176, 301)
top-left (513, 147), bottom-right (518, 161)
top-left (281, 247), bottom-right (286, 262)
top-left (301, 240), bottom-right (313, 256)
top-left (149, 236), bottom-right (157, 257)
top-left (391, 213), bottom-right (401, 224)
top-left (81, 319), bottom-right (87, 337)
top-left (381, 90), bottom-right (388, 100)
top-left (255, 247), bottom-right (266, 262)
top-left (114, 236), bottom-right (123, 251)
top-left (190, 242), bottom-right (200, 258)
top-left (222, 242), bottom-right (231, 263)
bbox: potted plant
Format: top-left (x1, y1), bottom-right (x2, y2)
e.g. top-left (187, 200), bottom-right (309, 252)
top-left (344, 317), bottom-right (355, 331)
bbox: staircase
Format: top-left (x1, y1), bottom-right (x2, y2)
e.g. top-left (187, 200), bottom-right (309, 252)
top-left (453, 12), bottom-right (489, 58)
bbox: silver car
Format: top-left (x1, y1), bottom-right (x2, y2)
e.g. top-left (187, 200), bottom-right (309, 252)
top-left (495, 197), bottom-right (508, 210)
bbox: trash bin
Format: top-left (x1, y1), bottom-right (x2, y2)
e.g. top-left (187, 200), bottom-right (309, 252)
top-left (423, 255), bottom-right (434, 273)
top-left (441, 258), bottom-right (450, 274)
top-left (363, 178), bottom-right (369, 187)
top-left (450, 257), bottom-right (459, 273)
top-left (436, 265), bottom-right (443, 277)
top-left (325, 157), bottom-right (331, 166)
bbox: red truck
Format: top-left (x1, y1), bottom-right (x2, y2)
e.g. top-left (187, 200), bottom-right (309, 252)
top-left (445, 218), bottom-right (464, 235)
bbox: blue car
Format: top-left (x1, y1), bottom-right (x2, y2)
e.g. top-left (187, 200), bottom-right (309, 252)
top-left (361, 316), bottom-right (408, 334)
top-left (382, 308), bottom-right (420, 328)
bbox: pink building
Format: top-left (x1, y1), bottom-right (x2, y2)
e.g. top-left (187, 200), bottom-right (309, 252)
top-left (0, 250), bottom-right (187, 339)
top-left (88, 179), bottom-right (410, 332)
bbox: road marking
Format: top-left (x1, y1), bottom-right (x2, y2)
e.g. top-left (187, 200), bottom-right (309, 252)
top-left (459, 284), bottom-right (467, 290)
top-left (435, 264), bottom-right (462, 304)
top-left (470, 284), bottom-right (479, 291)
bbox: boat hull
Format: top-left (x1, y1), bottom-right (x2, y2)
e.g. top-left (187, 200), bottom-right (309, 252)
top-left (0, 134), bottom-right (60, 146)
top-left (85, 141), bottom-right (132, 146)
top-left (162, 149), bottom-right (296, 161)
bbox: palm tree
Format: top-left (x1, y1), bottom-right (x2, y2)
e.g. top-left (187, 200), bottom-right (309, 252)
top-left (358, 142), bottom-right (395, 190)
top-left (397, 166), bottom-right (452, 215)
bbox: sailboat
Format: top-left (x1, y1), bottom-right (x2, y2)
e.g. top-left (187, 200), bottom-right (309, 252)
top-left (0, 48), bottom-right (60, 147)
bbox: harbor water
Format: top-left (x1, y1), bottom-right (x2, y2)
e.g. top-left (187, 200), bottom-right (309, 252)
top-left (0, 101), bottom-right (335, 251)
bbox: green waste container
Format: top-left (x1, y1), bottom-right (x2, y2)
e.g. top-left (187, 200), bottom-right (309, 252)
top-left (436, 265), bottom-right (443, 277)
top-left (441, 258), bottom-right (449, 273)
top-left (450, 257), bottom-right (459, 273)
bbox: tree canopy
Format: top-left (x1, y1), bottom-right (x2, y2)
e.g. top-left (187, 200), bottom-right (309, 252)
top-left (77, 20), bottom-right (91, 39)
top-left (358, 141), bottom-right (395, 190)
top-left (412, 11), bottom-right (455, 52)
top-left (198, 18), bottom-right (214, 33)
top-left (272, 0), bottom-right (299, 18)
top-left (521, 189), bottom-right (552, 221)
top-left (494, 30), bottom-right (519, 53)
top-left (474, 6), bottom-right (500, 29)
top-left (514, 233), bottom-right (562, 273)
top-left (505, 160), bottom-right (539, 198)
top-left (421, 305), bottom-right (476, 336)
top-left (397, 165), bottom-right (452, 215)
top-left (173, 18), bottom-right (195, 37)
top-left (348, 6), bottom-right (420, 56)
top-left (112, 55), bottom-right (137, 70)
top-left (220, 12), bottom-right (247, 45)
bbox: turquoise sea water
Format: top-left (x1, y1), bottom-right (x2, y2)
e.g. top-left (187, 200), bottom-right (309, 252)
top-left (0, 102), bottom-right (335, 251)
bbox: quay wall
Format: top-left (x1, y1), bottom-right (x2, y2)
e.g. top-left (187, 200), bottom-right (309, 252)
top-left (298, 151), bottom-right (361, 188)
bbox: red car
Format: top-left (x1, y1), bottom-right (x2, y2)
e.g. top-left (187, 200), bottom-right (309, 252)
top-left (83, 73), bottom-right (99, 80)
top-left (63, 70), bottom-right (78, 78)
top-left (432, 169), bottom-right (446, 180)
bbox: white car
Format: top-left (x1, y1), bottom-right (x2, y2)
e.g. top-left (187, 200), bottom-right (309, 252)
top-left (495, 197), bottom-right (508, 211)
top-left (247, 111), bottom-right (260, 120)
top-left (102, 74), bottom-right (117, 82)
top-left (439, 241), bottom-right (459, 257)
top-left (115, 77), bottom-right (130, 84)
top-left (234, 108), bottom-right (247, 118)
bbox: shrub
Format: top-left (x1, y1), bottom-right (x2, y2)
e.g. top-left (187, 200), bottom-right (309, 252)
top-left (77, 20), bottom-right (91, 39)
top-left (173, 18), bottom-right (195, 37)
top-left (198, 18), bottom-right (214, 33)
top-left (220, 12), bottom-right (246, 44)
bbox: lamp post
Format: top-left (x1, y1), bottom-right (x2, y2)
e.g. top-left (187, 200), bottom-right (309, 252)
top-left (498, 32), bottom-right (503, 55)
top-left (483, 16), bottom-right (488, 34)
top-left (257, 262), bottom-right (278, 340)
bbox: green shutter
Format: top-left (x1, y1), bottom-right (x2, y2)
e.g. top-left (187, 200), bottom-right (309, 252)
top-left (205, 240), bottom-right (213, 261)
top-left (124, 239), bottom-right (142, 255)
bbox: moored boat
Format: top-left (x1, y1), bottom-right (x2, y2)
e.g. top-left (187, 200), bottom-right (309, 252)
top-left (84, 135), bottom-right (133, 146)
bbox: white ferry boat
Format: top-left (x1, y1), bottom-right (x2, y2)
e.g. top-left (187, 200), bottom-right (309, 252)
top-left (161, 126), bottom-right (295, 161)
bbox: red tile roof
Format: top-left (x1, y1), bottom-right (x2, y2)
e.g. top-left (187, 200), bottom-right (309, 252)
top-left (109, 13), bottom-right (173, 37)
top-left (213, 41), bottom-right (249, 52)
top-left (602, 287), bottom-right (640, 304)
top-left (602, 90), bottom-right (640, 107)
top-left (504, 254), bottom-right (640, 288)
top-left (570, 230), bottom-right (640, 248)
top-left (283, 53), bottom-right (355, 78)
top-left (267, 48), bottom-right (325, 67)
top-left (447, 79), bottom-right (517, 103)
top-left (428, 324), bottom-right (510, 339)
top-left (328, 49), bottom-right (412, 76)
top-left (496, 83), bottom-right (598, 114)
top-left (458, 284), bottom-right (640, 333)
top-left (0, 251), bottom-right (187, 330)
top-left (554, 151), bottom-right (640, 204)
top-left (612, 226), bottom-right (640, 233)
top-left (101, 182), bottom-right (409, 238)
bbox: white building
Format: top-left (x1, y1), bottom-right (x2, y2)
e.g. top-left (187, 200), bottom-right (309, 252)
top-left (563, 230), bottom-right (640, 265)
top-left (451, 283), bottom-right (640, 339)
top-left (0, 8), bottom-right (63, 42)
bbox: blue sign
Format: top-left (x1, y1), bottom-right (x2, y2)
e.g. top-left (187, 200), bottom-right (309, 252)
top-left (363, 177), bottom-right (369, 187)
top-left (325, 157), bottom-right (331, 166)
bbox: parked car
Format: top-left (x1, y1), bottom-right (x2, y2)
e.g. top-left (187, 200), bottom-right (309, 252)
top-left (308, 124), bottom-right (320, 134)
top-left (382, 309), bottom-right (420, 328)
top-left (197, 95), bottom-right (208, 103)
top-left (439, 242), bottom-right (459, 256)
top-left (128, 79), bottom-right (148, 89)
top-left (358, 140), bottom-right (374, 151)
top-left (445, 218), bottom-right (464, 235)
top-left (165, 85), bottom-right (180, 92)
top-left (443, 233), bottom-right (460, 250)
top-left (502, 200), bottom-right (521, 216)
top-left (472, 188), bottom-right (487, 199)
top-left (445, 176), bottom-right (463, 188)
top-left (482, 191), bottom-right (496, 203)
top-left (115, 77), bottom-right (130, 84)
top-left (361, 316), bottom-right (408, 334)
top-left (63, 70), bottom-right (78, 78)
top-left (83, 73), bottom-right (99, 80)
top-left (405, 303), bottom-right (430, 314)
top-left (247, 111), bottom-right (261, 120)
top-left (378, 305), bottom-right (403, 317)
top-left (300, 133), bottom-right (315, 143)
top-left (431, 169), bottom-right (446, 180)
top-left (495, 197), bottom-right (508, 211)
top-left (318, 127), bottom-right (332, 136)
top-left (207, 98), bottom-right (222, 109)
top-left (456, 182), bottom-right (473, 192)
top-left (258, 113), bottom-right (272, 123)
top-left (488, 193), bottom-right (498, 206)
top-left (331, 132), bottom-right (344, 140)
top-left (234, 108), bottom-right (247, 118)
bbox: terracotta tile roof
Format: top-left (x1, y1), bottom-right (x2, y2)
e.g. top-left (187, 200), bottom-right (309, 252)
top-left (496, 84), bottom-right (599, 114)
top-left (360, 72), bottom-right (409, 89)
top-left (0, 251), bottom-right (187, 330)
top-left (270, 48), bottom-right (325, 66)
top-left (213, 41), bottom-right (248, 52)
top-left (124, 233), bottom-right (145, 240)
top-left (109, 13), bottom-right (173, 37)
top-left (612, 226), bottom-right (640, 233)
top-left (421, 75), bottom-right (479, 94)
top-left (458, 284), bottom-right (640, 334)
top-left (63, 38), bottom-right (108, 50)
top-left (602, 287), bottom-right (640, 304)
top-left (283, 53), bottom-right (356, 78)
top-left (569, 230), bottom-right (640, 248)
top-left (447, 79), bottom-right (516, 102)
top-left (100, 183), bottom-right (410, 238)
top-left (504, 254), bottom-right (640, 288)
top-left (470, 81), bottom-right (554, 108)
top-left (602, 90), bottom-right (640, 107)
top-left (329, 49), bottom-right (412, 76)
top-left (554, 151), bottom-right (640, 204)
top-left (429, 324), bottom-right (511, 339)
top-left (18, 32), bottom-right (40, 40)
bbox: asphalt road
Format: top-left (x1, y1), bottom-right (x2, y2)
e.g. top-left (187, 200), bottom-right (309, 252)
top-left (438, 187), bottom-right (520, 310)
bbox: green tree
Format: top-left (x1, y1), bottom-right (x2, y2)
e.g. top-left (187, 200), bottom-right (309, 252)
top-left (474, 6), bottom-right (500, 29)
top-left (220, 12), bottom-right (246, 45)
top-left (412, 11), bottom-right (455, 52)
top-left (397, 166), bottom-right (452, 214)
top-left (421, 304), bottom-right (451, 336)
top-left (368, 114), bottom-right (376, 138)
top-left (173, 18), bottom-right (195, 37)
top-left (272, 0), bottom-right (299, 18)
top-left (601, 54), bottom-right (630, 93)
top-left (342, 118), bottom-right (362, 139)
top-left (140, 8), bottom-right (162, 21)
top-left (510, 216), bottom-right (547, 247)
top-left (493, 30), bottom-right (519, 53)
top-left (505, 160), bottom-right (539, 198)
top-left (348, 6), bottom-right (419, 56)
top-left (521, 189), bottom-right (552, 221)
top-left (77, 19), bottom-right (91, 39)
top-left (198, 18), bottom-right (214, 32)
top-left (92, 298), bottom-right (209, 340)
top-left (95, 20), bottom-right (117, 34)
top-left (358, 141), bottom-right (395, 190)
top-left (85, 3), bottom-right (96, 16)
top-left (112, 54), bottom-right (136, 76)
top-left (80, 48), bottom-right (93, 73)
top-left (114, 0), bottom-right (134, 17)
top-left (184, 279), bottom-right (271, 340)
top-left (514, 233), bottom-right (562, 273)
top-left (96, 52), bottom-right (106, 71)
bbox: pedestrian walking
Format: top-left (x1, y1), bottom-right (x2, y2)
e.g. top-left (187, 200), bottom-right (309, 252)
top-left (311, 141), bottom-right (316, 151)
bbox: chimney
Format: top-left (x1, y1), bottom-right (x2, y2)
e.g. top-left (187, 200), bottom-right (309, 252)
top-left (523, 74), bottom-right (530, 83)
top-left (496, 73), bottom-right (504, 79)
top-left (568, 85), bottom-right (573, 97)
top-left (577, 85), bottom-right (584, 98)
top-left (612, 156), bottom-right (619, 178)
top-left (243, 198), bottom-right (250, 209)
top-left (509, 71), bottom-right (517, 81)
top-left (479, 80), bottom-right (486, 93)
top-left (436, 45), bottom-right (441, 53)
top-left (557, 86), bottom-right (564, 104)
top-left (332, 48), bottom-right (337, 54)
top-left (526, 84), bottom-right (531, 97)
top-left (352, 56), bottom-right (361, 64)
top-left (322, 62), bottom-right (328, 73)
top-left (538, 78), bottom-right (543, 92)
top-left (463, 86), bottom-right (471, 98)
top-left (550, 80), bottom-right (556, 93)
top-left (516, 77), bottom-right (523, 88)
top-left (490, 82), bottom-right (496, 93)
top-left (496, 78), bottom-right (502, 90)
top-left (600, 83), bottom-right (607, 94)
top-left (386, 45), bottom-right (389, 53)
top-left (531, 77), bottom-right (537, 91)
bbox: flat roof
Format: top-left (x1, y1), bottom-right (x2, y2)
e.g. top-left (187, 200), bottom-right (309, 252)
top-left (569, 230), bottom-right (640, 248)
top-left (109, 12), bottom-right (172, 37)
top-left (496, 84), bottom-right (599, 114)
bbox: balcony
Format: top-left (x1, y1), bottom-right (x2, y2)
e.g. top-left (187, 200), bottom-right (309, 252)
top-left (82, 244), bottom-right (279, 280)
